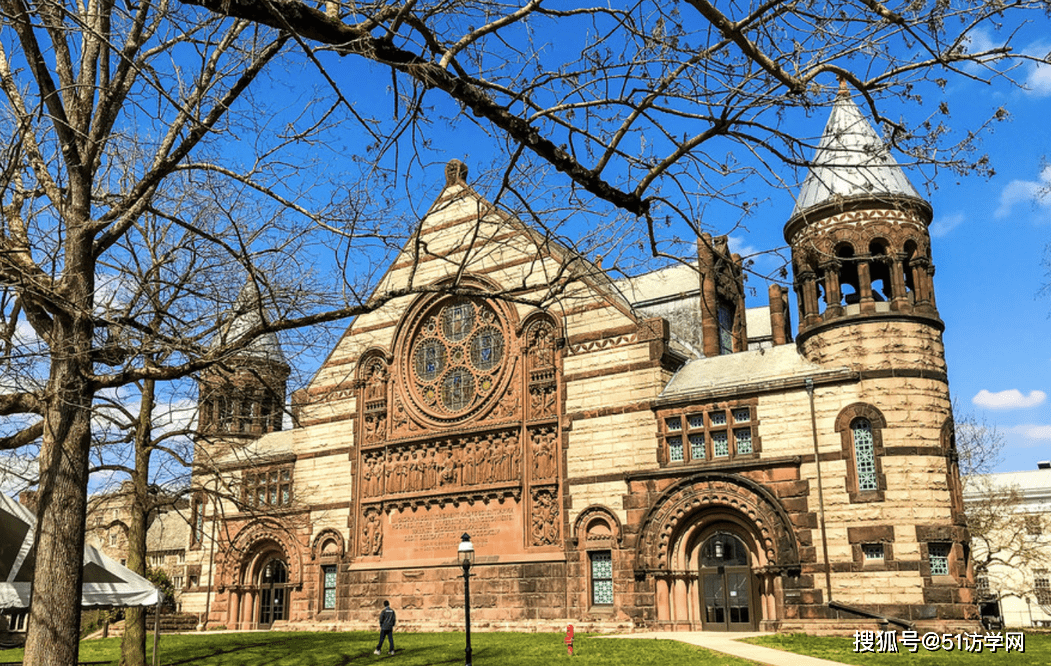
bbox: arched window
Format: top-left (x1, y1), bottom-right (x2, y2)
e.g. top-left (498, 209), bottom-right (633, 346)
top-left (868, 240), bottom-right (891, 302)
top-left (851, 418), bottom-right (877, 491)
top-left (836, 244), bottom-right (859, 306)
top-left (835, 403), bottom-right (887, 502)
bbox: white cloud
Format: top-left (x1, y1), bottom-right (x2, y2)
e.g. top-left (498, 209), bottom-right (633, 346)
top-left (994, 165), bottom-right (1051, 219)
top-left (1028, 63), bottom-right (1051, 97)
top-left (972, 388), bottom-right (1047, 410)
top-left (928, 212), bottom-right (964, 238)
top-left (1023, 41), bottom-right (1051, 97)
top-left (1006, 424), bottom-right (1051, 442)
top-left (727, 236), bottom-right (760, 258)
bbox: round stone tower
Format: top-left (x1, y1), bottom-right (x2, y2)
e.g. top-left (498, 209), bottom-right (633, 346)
top-left (785, 84), bottom-right (976, 630)
top-left (785, 85), bottom-right (943, 373)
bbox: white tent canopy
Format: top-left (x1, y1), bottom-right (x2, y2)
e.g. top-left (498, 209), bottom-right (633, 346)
top-left (1, 493), bottom-right (161, 610)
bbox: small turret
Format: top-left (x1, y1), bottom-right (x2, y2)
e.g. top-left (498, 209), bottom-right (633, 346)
top-left (197, 280), bottom-right (290, 440)
top-left (786, 84), bottom-right (940, 346)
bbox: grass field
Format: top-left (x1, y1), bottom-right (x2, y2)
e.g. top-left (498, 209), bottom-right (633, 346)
top-left (745, 632), bottom-right (1050, 665)
top-left (0, 631), bottom-right (756, 666)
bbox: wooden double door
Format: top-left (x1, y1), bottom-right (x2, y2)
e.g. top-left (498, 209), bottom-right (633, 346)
top-left (699, 533), bottom-right (757, 631)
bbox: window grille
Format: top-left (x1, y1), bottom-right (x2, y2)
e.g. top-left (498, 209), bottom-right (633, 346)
top-left (590, 551), bottom-right (613, 606)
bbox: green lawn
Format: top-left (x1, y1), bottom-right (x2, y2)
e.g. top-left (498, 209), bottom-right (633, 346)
top-left (745, 632), bottom-right (1050, 665)
top-left (1, 631), bottom-right (756, 666)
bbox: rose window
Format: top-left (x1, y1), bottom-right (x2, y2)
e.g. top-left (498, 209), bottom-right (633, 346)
top-left (410, 300), bottom-right (505, 416)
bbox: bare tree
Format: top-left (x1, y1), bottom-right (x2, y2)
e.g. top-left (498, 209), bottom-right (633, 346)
top-left (957, 407), bottom-right (1051, 620)
top-left (0, 3), bottom-right (341, 662)
top-left (175, 0), bottom-right (1049, 249)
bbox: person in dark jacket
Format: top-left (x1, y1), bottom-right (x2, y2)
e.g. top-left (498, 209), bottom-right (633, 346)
top-left (374, 600), bottom-right (396, 655)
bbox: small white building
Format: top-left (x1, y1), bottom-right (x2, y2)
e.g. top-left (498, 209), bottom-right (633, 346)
top-left (964, 463), bottom-right (1051, 628)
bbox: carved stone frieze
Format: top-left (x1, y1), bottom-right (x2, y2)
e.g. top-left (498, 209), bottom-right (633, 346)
top-left (361, 508), bottom-right (383, 556)
top-left (360, 428), bottom-right (523, 500)
top-left (530, 426), bottom-right (557, 480)
top-left (529, 383), bottom-right (557, 420)
top-left (530, 487), bottom-right (560, 546)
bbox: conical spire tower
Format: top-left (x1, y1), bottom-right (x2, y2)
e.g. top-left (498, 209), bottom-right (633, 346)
top-left (785, 85), bottom-right (940, 345)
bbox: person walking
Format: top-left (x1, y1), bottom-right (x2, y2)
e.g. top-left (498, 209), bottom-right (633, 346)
top-left (374, 600), bottom-right (396, 656)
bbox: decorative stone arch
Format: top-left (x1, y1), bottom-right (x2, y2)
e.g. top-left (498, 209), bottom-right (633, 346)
top-left (311, 528), bottom-right (345, 561)
top-left (217, 519), bottom-right (305, 630)
top-left (835, 403), bottom-right (888, 502)
top-left (572, 505), bottom-right (623, 547)
top-left (635, 473), bottom-right (799, 574)
top-left (633, 472), bottom-right (799, 629)
top-left (221, 519), bottom-right (304, 590)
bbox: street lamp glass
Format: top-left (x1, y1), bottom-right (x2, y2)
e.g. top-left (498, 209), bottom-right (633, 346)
top-left (458, 533), bottom-right (475, 565)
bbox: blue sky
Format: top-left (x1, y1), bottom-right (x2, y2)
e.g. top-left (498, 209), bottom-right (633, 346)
top-left (285, 23), bottom-right (1051, 474)
top-left (721, 30), bottom-right (1051, 474)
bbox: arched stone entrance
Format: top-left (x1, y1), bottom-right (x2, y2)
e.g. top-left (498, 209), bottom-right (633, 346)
top-left (635, 473), bottom-right (800, 631)
top-left (218, 521), bottom-right (303, 630)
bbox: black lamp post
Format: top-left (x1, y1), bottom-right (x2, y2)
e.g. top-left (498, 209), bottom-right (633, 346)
top-left (458, 533), bottom-right (475, 666)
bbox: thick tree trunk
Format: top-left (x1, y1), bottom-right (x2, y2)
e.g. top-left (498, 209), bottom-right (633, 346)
top-left (24, 232), bottom-right (97, 666)
top-left (24, 349), bottom-right (94, 665)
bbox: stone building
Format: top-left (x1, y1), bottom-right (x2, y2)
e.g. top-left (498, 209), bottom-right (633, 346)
top-left (964, 463), bottom-right (1051, 628)
top-left (179, 89), bottom-right (976, 633)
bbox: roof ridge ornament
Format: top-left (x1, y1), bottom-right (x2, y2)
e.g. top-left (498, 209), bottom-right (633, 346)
top-left (837, 77), bottom-right (851, 99)
top-left (445, 159), bottom-right (469, 186)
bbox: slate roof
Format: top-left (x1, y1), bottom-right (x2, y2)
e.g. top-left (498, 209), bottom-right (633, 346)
top-left (658, 344), bottom-right (850, 401)
top-left (792, 90), bottom-right (923, 218)
top-left (213, 280), bottom-right (286, 364)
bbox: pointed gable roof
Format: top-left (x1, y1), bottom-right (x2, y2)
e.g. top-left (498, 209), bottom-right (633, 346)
top-left (792, 84), bottom-right (924, 218)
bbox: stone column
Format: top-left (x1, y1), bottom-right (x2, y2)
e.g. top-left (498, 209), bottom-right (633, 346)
top-left (858, 261), bottom-right (875, 313)
top-left (227, 590), bottom-right (241, 629)
top-left (821, 262), bottom-right (842, 316)
top-left (889, 257), bottom-right (908, 311)
top-left (673, 577), bottom-right (689, 624)
top-left (656, 577), bottom-right (670, 622)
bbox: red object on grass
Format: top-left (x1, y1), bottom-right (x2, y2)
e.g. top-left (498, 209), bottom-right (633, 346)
top-left (565, 624), bottom-right (574, 656)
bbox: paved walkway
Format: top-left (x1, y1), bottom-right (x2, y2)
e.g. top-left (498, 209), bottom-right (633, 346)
top-left (601, 631), bottom-right (850, 666)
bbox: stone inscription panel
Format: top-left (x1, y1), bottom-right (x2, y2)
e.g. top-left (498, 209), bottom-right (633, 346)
top-left (385, 501), bottom-right (524, 561)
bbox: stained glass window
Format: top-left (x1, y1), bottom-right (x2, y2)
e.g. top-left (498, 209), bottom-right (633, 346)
top-left (852, 418), bottom-right (877, 491)
top-left (414, 340), bottom-right (445, 380)
top-left (441, 369), bottom-right (473, 411)
top-left (410, 300), bottom-right (507, 416)
top-left (470, 328), bottom-right (503, 371)
top-left (710, 411), bottom-right (727, 426)
top-left (687, 414), bottom-right (704, 429)
top-left (717, 304), bottom-right (734, 355)
top-left (689, 434), bottom-right (705, 461)
top-left (712, 431), bottom-right (729, 457)
top-left (929, 543), bottom-right (950, 576)
top-left (668, 436), bottom-right (684, 462)
top-left (733, 408), bottom-right (750, 423)
top-left (244, 467), bottom-right (293, 507)
top-left (443, 302), bottom-right (474, 341)
top-left (590, 551), bottom-right (613, 605)
top-left (322, 565), bottom-right (338, 610)
top-left (734, 428), bottom-right (752, 455)
top-left (862, 543), bottom-right (884, 561)
top-left (1036, 576), bottom-right (1051, 605)
top-left (666, 417), bottom-right (682, 431)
